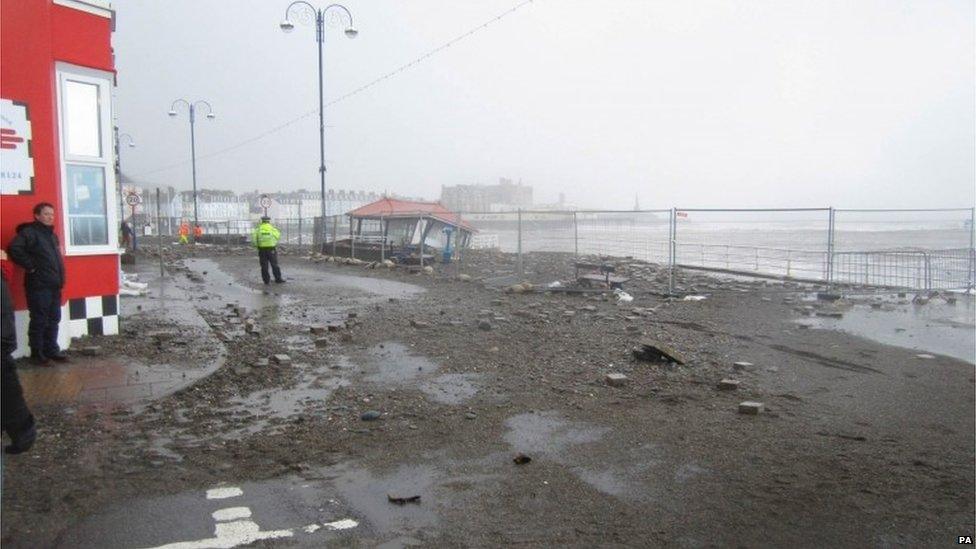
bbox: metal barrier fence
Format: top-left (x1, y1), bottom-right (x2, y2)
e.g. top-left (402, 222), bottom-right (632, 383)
top-left (456, 207), bottom-right (975, 292)
top-left (167, 207), bottom-right (975, 292)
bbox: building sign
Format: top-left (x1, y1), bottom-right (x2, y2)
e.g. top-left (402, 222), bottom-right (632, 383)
top-left (1, 98), bottom-right (34, 195)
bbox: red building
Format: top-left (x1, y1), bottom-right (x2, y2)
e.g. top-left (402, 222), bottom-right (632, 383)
top-left (1, 0), bottom-right (120, 356)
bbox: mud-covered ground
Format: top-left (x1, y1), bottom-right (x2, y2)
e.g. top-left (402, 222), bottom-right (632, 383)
top-left (2, 245), bottom-right (974, 548)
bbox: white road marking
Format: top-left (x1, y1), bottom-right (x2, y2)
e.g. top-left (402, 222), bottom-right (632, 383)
top-left (143, 486), bottom-right (358, 549)
top-left (205, 487), bottom-right (243, 500)
top-left (323, 519), bottom-right (358, 531)
top-left (145, 520), bottom-right (293, 549)
top-left (211, 507), bottom-right (251, 522)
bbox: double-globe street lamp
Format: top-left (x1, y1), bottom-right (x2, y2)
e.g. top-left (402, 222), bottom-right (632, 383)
top-left (168, 99), bottom-right (216, 232)
top-left (280, 2), bottom-right (357, 244)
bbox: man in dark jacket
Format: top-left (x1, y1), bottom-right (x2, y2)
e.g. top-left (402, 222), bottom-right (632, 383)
top-left (8, 203), bottom-right (68, 366)
top-left (1, 251), bottom-right (36, 454)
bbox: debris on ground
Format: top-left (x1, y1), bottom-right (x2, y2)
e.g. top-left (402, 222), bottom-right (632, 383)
top-left (614, 289), bottom-right (634, 302)
top-left (513, 454), bottom-right (532, 465)
top-left (360, 410), bottom-right (382, 421)
top-left (633, 340), bottom-right (686, 364)
top-left (605, 373), bottom-right (628, 387)
top-left (718, 379), bottom-right (741, 391)
top-left (387, 494), bottom-right (422, 505)
top-left (738, 401), bottom-right (764, 415)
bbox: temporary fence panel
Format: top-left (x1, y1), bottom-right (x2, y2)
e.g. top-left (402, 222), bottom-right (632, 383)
top-left (575, 210), bottom-right (671, 265)
top-left (832, 209), bottom-right (975, 290)
top-left (671, 209), bottom-right (831, 281)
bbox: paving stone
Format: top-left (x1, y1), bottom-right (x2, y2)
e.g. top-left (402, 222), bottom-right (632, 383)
top-left (271, 354), bottom-right (292, 365)
top-left (733, 361), bottom-right (754, 371)
top-left (738, 401), bottom-right (764, 415)
top-left (605, 373), bottom-right (628, 387)
top-left (717, 379), bottom-right (740, 391)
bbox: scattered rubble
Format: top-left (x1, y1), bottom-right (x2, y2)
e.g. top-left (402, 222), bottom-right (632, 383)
top-left (633, 340), bottom-right (686, 364)
top-left (738, 401), bottom-right (764, 415)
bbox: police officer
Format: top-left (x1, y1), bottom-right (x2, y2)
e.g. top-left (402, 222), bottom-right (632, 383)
top-left (252, 216), bottom-right (284, 284)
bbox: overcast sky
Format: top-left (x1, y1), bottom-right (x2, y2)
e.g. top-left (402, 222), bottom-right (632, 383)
top-left (112, 0), bottom-right (975, 210)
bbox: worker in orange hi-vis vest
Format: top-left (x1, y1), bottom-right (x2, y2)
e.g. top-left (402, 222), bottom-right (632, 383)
top-left (193, 224), bottom-right (203, 243)
top-left (178, 221), bottom-right (190, 245)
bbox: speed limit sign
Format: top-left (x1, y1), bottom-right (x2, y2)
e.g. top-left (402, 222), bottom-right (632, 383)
top-left (125, 192), bottom-right (141, 206)
top-left (259, 195), bottom-right (272, 209)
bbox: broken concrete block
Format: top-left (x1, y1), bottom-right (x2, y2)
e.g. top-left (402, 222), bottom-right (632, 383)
top-left (732, 361), bottom-right (754, 371)
top-left (339, 333), bottom-right (354, 343)
top-left (314, 337), bottom-right (330, 347)
top-left (633, 340), bottom-right (686, 364)
top-left (605, 373), bottom-right (628, 387)
top-left (718, 379), bottom-right (740, 391)
top-left (309, 326), bottom-right (329, 335)
top-left (255, 358), bottom-right (270, 367)
top-left (271, 354), bottom-right (292, 365)
top-left (815, 311), bottom-right (843, 318)
top-left (478, 320), bottom-right (492, 331)
top-left (410, 320), bottom-right (431, 329)
top-left (458, 274), bottom-right (471, 281)
top-left (738, 401), bottom-right (764, 415)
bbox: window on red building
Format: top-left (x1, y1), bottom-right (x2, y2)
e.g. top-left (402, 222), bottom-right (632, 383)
top-left (56, 62), bottom-right (117, 252)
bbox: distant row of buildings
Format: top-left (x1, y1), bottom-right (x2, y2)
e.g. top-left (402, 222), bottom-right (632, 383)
top-left (439, 177), bottom-right (572, 212)
top-left (122, 175), bottom-right (572, 231)
top-left (120, 176), bottom-right (386, 225)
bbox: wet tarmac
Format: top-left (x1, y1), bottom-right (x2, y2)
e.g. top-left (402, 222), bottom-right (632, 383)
top-left (57, 458), bottom-right (471, 548)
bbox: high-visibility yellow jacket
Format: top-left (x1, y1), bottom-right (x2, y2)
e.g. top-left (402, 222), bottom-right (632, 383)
top-left (252, 222), bottom-right (281, 248)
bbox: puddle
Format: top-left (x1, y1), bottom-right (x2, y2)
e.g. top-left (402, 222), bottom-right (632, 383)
top-left (504, 412), bottom-right (689, 502)
top-left (797, 296), bottom-right (975, 364)
top-left (363, 342), bottom-right (440, 385)
top-left (220, 369), bottom-right (349, 438)
top-left (183, 257), bottom-right (291, 313)
top-left (503, 411), bottom-right (608, 454)
top-left (19, 356), bottom-right (223, 409)
top-left (418, 374), bottom-right (481, 405)
top-left (287, 264), bottom-right (426, 301)
top-left (324, 462), bottom-right (442, 537)
top-left (147, 435), bottom-right (185, 462)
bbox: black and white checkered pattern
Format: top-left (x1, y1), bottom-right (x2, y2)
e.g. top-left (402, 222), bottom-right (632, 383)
top-left (10, 294), bottom-right (119, 358)
top-left (67, 294), bottom-right (119, 338)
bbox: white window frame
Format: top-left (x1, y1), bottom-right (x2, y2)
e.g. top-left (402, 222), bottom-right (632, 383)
top-left (55, 62), bottom-right (118, 255)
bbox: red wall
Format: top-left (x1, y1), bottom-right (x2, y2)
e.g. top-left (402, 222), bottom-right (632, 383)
top-left (1, 0), bottom-right (117, 309)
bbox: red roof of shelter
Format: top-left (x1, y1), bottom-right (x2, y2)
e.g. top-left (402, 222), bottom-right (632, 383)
top-left (348, 198), bottom-right (475, 232)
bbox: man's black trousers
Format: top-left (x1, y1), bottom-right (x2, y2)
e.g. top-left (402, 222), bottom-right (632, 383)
top-left (26, 287), bottom-right (61, 358)
top-left (258, 248), bottom-right (283, 284)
